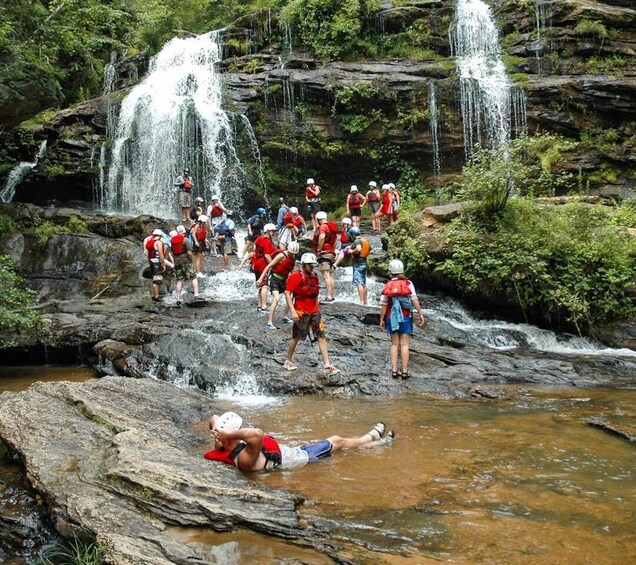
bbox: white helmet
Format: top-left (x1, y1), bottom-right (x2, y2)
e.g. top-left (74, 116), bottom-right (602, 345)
top-left (264, 223), bottom-right (277, 232)
top-left (306, 178), bottom-right (315, 185)
top-left (350, 185), bottom-right (358, 192)
top-left (287, 241), bottom-right (300, 254)
top-left (382, 184), bottom-right (390, 190)
top-left (290, 206), bottom-right (299, 214)
top-left (342, 217), bottom-right (352, 225)
top-left (216, 411), bottom-right (243, 432)
top-left (300, 253), bottom-right (318, 265)
top-left (369, 180), bottom-right (377, 187)
top-left (169, 230), bottom-right (178, 238)
top-left (388, 183), bottom-right (396, 189)
top-left (389, 259), bottom-right (404, 274)
top-left (315, 211), bottom-right (327, 221)
top-left (211, 194), bottom-right (220, 201)
top-left (198, 214), bottom-right (209, 223)
top-left (176, 225), bottom-right (186, 234)
top-left (152, 229), bottom-right (163, 236)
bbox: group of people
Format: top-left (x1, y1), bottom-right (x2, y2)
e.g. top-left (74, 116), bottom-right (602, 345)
top-left (346, 180), bottom-right (401, 231)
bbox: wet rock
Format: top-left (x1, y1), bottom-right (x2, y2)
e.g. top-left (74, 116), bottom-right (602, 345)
top-left (595, 320), bottom-right (636, 350)
top-left (587, 416), bottom-right (636, 443)
top-left (0, 378), bottom-right (338, 563)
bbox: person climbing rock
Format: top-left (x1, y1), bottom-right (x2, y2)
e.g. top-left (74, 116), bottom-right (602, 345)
top-left (379, 259), bottom-right (425, 379)
top-left (257, 241), bottom-right (299, 329)
top-left (171, 225), bottom-right (200, 304)
top-left (174, 168), bottom-right (194, 222)
top-left (145, 228), bottom-right (166, 302)
top-left (366, 181), bottom-right (381, 232)
top-left (191, 214), bottom-right (209, 278)
top-left (251, 223), bottom-right (278, 312)
top-left (313, 211), bottom-right (338, 303)
top-left (389, 182), bottom-right (401, 223)
top-left (240, 207), bottom-right (267, 266)
top-left (213, 211), bottom-right (236, 270)
top-left (205, 411), bottom-right (393, 472)
top-left (206, 195), bottom-right (227, 256)
top-left (305, 178), bottom-right (321, 231)
top-left (333, 217), bottom-right (352, 269)
top-left (348, 227), bottom-right (371, 306)
top-left (346, 185), bottom-right (366, 228)
top-left (284, 253), bottom-right (340, 374)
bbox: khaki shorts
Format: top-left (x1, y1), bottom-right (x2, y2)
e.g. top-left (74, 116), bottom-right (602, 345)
top-left (179, 191), bottom-right (192, 208)
top-left (174, 257), bottom-right (196, 281)
top-left (292, 312), bottom-right (325, 341)
top-left (318, 253), bottom-right (335, 272)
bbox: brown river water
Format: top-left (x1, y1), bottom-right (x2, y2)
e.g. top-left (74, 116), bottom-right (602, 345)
top-left (1, 367), bottom-right (634, 564)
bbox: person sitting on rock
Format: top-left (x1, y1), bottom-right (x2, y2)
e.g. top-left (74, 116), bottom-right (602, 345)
top-left (333, 217), bottom-right (352, 269)
top-left (174, 168), bottom-right (194, 222)
top-left (205, 411), bottom-right (393, 472)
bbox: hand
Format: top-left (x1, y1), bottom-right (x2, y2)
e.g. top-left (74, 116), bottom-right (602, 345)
top-left (292, 311), bottom-right (300, 323)
top-left (379, 318), bottom-right (385, 330)
top-left (418, 313), bottom-right (425, 327)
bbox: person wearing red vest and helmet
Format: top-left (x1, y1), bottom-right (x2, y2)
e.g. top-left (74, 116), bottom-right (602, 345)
top-left (284, 253), bottom-right (340, 374)
top-left (379, 259), bottom-right (425, 380)
top-left (145, 228), bottom-right (166, 302)
top-left (252, 223), bottom-right (278, 312)
top-left (205, 411), bottom-right (393, 472)
top-left (305, 177), bottom-right (321, 231)
top-left (257, 241), bottom-right (299, 330)
top-left (174, 168), bottom-right (194, 222)
top-left (346, 185), bottom-right (366, 228)
top-left (171, 224), bottom-right (201, 305)
top-left (313, 211), bottom-right (338, 303)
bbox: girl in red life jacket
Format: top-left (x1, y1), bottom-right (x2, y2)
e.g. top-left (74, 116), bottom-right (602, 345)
top-left (191, 215), bottom-right (209, 277)
top-left (377, 184), bottom-right (394, 230)
top-left (379, 259), bottom-right (425, 380)
top-left (256, 243), bottom-right (299, 329)
top-left (346, 186), bottom-right (366, 228)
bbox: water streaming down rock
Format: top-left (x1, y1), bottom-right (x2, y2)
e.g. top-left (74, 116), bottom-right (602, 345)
top-left (511, 86), bottom-right (528, 137)
top-left (239, 114), bottom-right (268, 194)
top-left (450, 0), bottom-right (512, 153)
top-left (533, 0), bottom-right (553, 75)
top-left (0, 141), bottom-right (47, 203)
top-left (104, 31), bottom-right (254, 217)
top-left (428, 81), bottom-right (442, 175)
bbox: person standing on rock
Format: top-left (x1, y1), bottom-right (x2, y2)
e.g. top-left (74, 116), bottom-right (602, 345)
top-left (346, 185), bottom-right (366, 229)
top-left (174, 168), bottom-right (194, 222)
top-left (313, 211), bottom-right (338, 303)
top-left (377, 184), bottom-right (394, 230)
top-left (366, 181), bottom-right (381, 232)
top-left (305, 178), bottom-right (321, 231)
top-left (283, 253), bottom-right (340, 374)
top-left (257, 241), bottom-right (299, 330)
top-left (348, 227), bottom-right (371, 306)
top-left (239, 207), bottom-right (267, 267)
top-left (191, 214), bottom-right (209, 278)
top-left (276, 196), bottom-right (290, 229)
top-left (207, 195), bottom-right (227, 257)
top-left (145, 228), bottom-right (166, 302)
top-left (389, 183), bottom-right (401, 223)
top-left (379, 259), bottom-right (425, 379)
top-left (171, 225), bottom-right (201, 304)
top-left (190, 197), bottom-right (205, 223)
top-left (213, 212), bottom-right (236, 270)
top-left (251, 223), bottom-right (278, 312)
top-left (205, 411), bottom-right (392, 472)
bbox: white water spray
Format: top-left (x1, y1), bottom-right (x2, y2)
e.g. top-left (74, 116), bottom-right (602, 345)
top-left (104, 31), bottom-right (251, 217)
top-left (428, 81), bottom-right (442, 175)
top-left (450, 0), bottom-right (512, 153)
top-left (0, 140), bottom-right (48, 203)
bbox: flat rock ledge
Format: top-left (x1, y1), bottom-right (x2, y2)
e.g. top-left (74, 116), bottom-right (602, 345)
top-left (0, 377), bottom-right (342, 564)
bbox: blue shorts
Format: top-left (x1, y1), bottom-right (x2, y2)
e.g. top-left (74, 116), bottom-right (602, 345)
top-left (300, 439), bottom-right (333, 462)
top-left (386, 315), bottom-right (413, 335)
top-left (352, 262), bottom-right (367, 286)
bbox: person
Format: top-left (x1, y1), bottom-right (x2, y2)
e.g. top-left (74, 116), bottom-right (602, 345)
top-left (377, 184), bottom-right (394, 230)
top-left (366, 181), bottom-right (381, 232)
top-left (190, 197), bottom-right (205, 223)
top-left (276, 197), bottom-right (290, 229)
top-left (240, 207), bottom-right (267, 266)
top-left (171, 225), bottom-right (201, 304)
top-left (277, 207), bottom-right (299, 250)
top-left (257, 241), bottom-right (299, 329)
top-left (348, 227), bottom-right (371, 306)
top-left (205, 411), bottom-right (393, 472)
top-left (313, 211), bottom-right (338, 303)
top-left (346, 185), bottom-right (366, 229)
top-left (145, 228), bottom-right (166, 302)
top-left (332, 217), bottom-right (352, 269)
top-left (305, 178), bottom-right (321, 231)
top-left (213, 212), bottom-right (236, 270)
top-left (251, 223), bottom-right (278, 312)
top-left (174, 169), bottom-right (194, 222)
top-left (207, 195), bottom-right (227, 256)
top-left (389, 182), bottom-right (401, 223)
top-left (284, 253), bottom-right (340, 373)
top-left (379, 259), bottom-right (425, 379)
top-left (191, 214), bottom-right (209, 278)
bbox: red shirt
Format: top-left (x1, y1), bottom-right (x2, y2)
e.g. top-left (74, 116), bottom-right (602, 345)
top-left (316, 223), bottom-right (336, 254)
top-left (286, 270), bottom-right (320, 315)
top-left (252, 235), bottom-right (276, 273)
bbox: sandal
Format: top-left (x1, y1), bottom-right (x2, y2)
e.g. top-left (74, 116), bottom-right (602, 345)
top-left (401, 372), bottom-right (410, 380)
top-left (367, 422), bottom-right (386, 441)
top-left (324, 365), bottom-right (341, 374)
top-left (391, 370), bottom-right (401, 379)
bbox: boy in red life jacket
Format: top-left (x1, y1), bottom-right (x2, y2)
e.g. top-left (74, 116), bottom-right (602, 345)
top-left (251, 223), bottom-right (278, 312)
top-left (191, 214), bottom-right (209, 278)
top-left (313, 211), bottom-right (338, 303)
top-left (346, 185), bottom-right (366, 228)
top-left (256, 241), bottom-right (299, 330)
top-left (379, 259), bottom-right (425, 380)
top-left (171, 224), bottom-right (200, 304)
top-left (305, 177), bottom-right (321, 231)
top-left (283, 253), bottom-right (340, 374)
top-left (205, 411), bottom-right (393, 472)
top-left (145, 229), bottom-right (166, 302)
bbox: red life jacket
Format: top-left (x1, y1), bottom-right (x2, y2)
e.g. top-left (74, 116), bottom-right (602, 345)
top-left (367, 190), bottom-right (379, 203)
top-left (382, 278), bottom-right (414, 315)
top-left (349, 193), bottom-right (362, 208)
top-left (182, 179), bottom-right (192, 191)
top-left (203, 447), bottom-right (239, 467)
top-left (313, 221), bottom-right (338, 253)
top-left (261, 435), bottom-right (282, 469)
top-left (272, 250), bottom-right (296, 278)
top-left (306, 186), bottom-right (320, 200)
top-left (171, 234), bottom-right (187, 256)
top-left (195, 225), bottom-right (206, 242)
top-left (341, 228), bottom-right (350, 245)
top-left (210, 204), bottom-right (223, 217)
top-left (293, 271), bottom-right (320, 299)
top-left (145, 237), bottom-right (159, 259)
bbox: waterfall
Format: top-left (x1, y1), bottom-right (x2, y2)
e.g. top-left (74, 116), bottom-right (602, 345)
top-left (104, 31), bottom-right (253, 217)
top-left (511, 86), bottom-right (528, 137)
top-left (533, 0), bottom-right (553, 74)
top-left (428, 81), bottom-right (442, 176)
top-left (0, 141), bottom-right (48, 203)
top-left (450, 0), bottom-right (512, 154)
top-left (239, 115), bottom-right (268, 194)
top-left (284, 23), bottom-right (293, 53)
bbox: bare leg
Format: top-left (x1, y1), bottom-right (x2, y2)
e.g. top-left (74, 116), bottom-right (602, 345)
top-left (357, 284), bottom-right (367, 305)
top-left (258, 284), bottom-right (268, 309)
top-left (268, 290), bottom-right (280, 325)
top-left (317, 336), bottom-right (332, 367)
top-left (333, 251), bottom-right (346, 268)
top-left (389, 332), bottom-right (400, 373)
top-left (323, 269), bottom-right (335, 299)
top-left (286, 336), bottom-right (300, 363)
top-left (327, 423), bottom-right (386, 451)
top-left (400, 333), bottom-right (411, 374)
top-left (191, 276), bottom-right (199, 297)
top-left (175, 280), bottom-right (183, 301)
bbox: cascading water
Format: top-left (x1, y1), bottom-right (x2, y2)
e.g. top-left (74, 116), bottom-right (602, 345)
top-left (428, 81), bottom-right (442, 175)
top-left (450, 0), bottom-right (512, 153)
top-left (0, 140), bottom-right (47, 203)
top-left (104, 31), bottom-right (251, 217)
top-left (533, 0), bottom-right (553, 74)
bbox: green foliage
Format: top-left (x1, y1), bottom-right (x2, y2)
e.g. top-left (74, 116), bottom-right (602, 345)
top-left (574, 19), bottom-right (608, 39)
top-left (384, 202), bottom-right (432, 277)
top-left (34, 529), bottom-right (103, 565)
top-left (339, 109), bottom-right (387, 134)
top-left (396, 108), bottom-right (429, 130)
top-left (46, 164), bottom-right (65, 177)
top-left (332, 82), bottom-right (380, 111)
top-left (0, 255), bottom-right (43, 348)
top-left (68, 215), bottom-right (89, 233)
top-left (280, 0), bottom-right (380, 61)
top-left (586, 54), bottom-right (628, 77)
top-left (435, 200), bottom-right (636, 333)
top-left (0, 214), bottom-right (19, 238)
top-left (30, 218), bottom-right (72, 246)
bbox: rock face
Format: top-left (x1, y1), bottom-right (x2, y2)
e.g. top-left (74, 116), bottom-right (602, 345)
top-left (2, 0), bottom-right (634, 207)
top-left (0, 377), bottom-right (339, 563)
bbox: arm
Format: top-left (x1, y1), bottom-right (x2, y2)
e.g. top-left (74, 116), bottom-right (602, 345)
top-left (411, 297), bottom-right (425, 326)
top-left (379, 302), bottom-right (388, 330)
top-left (317, 231), bottom-right (326, 253)
top-left (257, 253), bottom-right (283, 285)
top-left (284, 290), bottom-right (299, 322)
top-left (157, 242), bottom-right (166, 269)
top-left (346, 195), bottom-right (351, 216)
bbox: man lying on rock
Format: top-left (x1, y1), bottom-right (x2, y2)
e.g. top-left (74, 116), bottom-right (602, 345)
top-left (204, 411), bottom-right (394, 472)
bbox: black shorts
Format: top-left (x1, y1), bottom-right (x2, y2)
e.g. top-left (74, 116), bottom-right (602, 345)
top-left (306, 201), bottom-right (321, 215)
top-left (149, 259), bottom-right (163, 283)
top-left (349, 208), bottom-right (361, 217)
top-left (269, 274), bottom-right (287, 294)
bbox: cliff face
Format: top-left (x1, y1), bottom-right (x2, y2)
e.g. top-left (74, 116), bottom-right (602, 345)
top-left (4, 0), bottom-right (635, 206)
